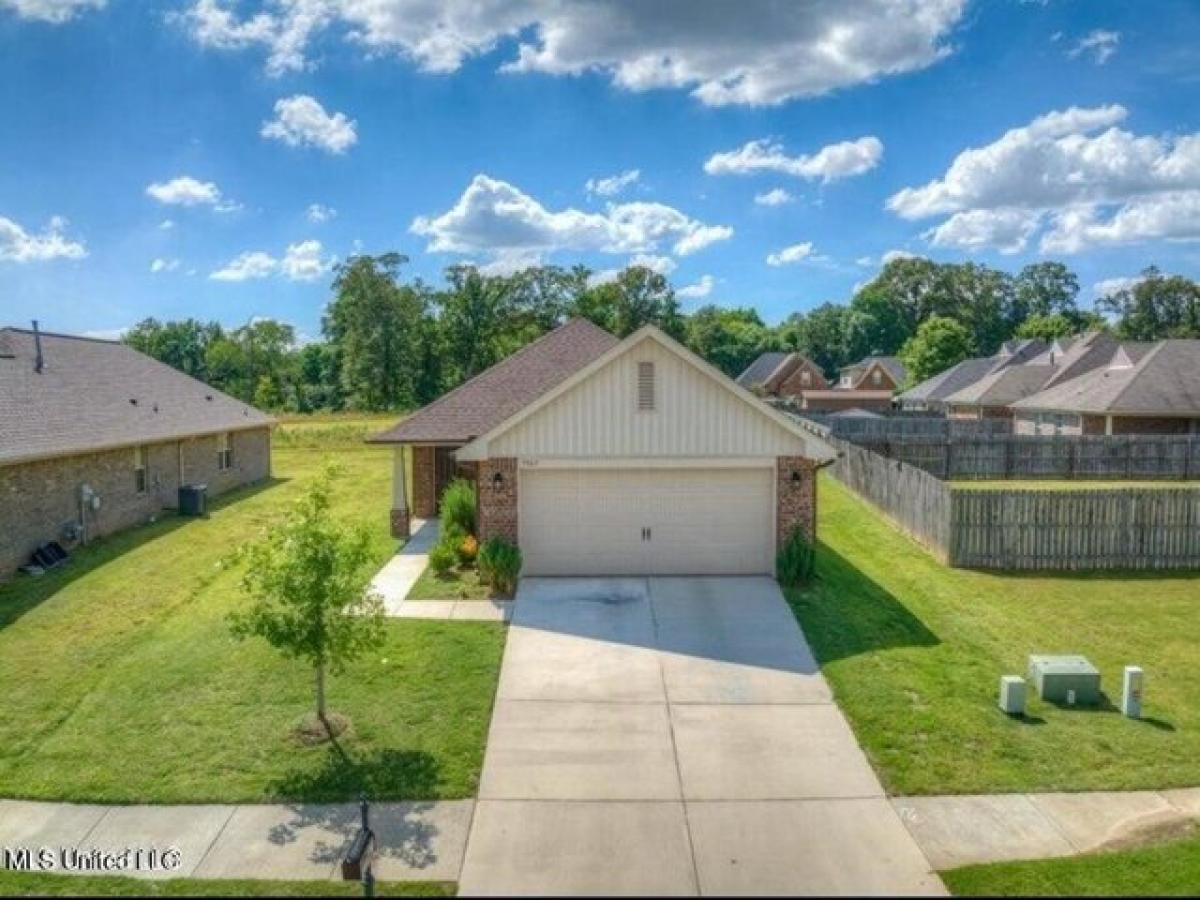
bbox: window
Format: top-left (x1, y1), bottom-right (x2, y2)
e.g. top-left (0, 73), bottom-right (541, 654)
top-left (801, 371), bottom-right (811, 386)
top-left (872, 369), bottom-right (883, 386)
top-left (133, 445), bottom-right (147, 494)
top-left (637, 361), bottom-right (655, 411)
top-left (217, 432), bottom-right (233, 471)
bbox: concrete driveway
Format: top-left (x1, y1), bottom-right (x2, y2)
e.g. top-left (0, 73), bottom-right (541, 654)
top-left (458, 577), bottom-right (944, 896)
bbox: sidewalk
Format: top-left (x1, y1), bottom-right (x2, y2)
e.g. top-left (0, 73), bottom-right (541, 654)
top-left (0, 799), bottom-right (473, 883)
top-left (894, 788), bottom-right (1200, 870)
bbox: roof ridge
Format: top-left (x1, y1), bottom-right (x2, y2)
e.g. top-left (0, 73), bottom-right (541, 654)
top-left (1106, 339), bottom-right (1168, 411)
top-left (2, 326), bottom-right (121, 345)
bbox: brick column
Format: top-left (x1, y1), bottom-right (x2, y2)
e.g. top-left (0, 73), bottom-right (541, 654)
top-left (412, 446), bottom-right (437, 518)
top-left (776, 456), bottom-right (817, 549)
top-left (477, 458), bottom-right (518, 544)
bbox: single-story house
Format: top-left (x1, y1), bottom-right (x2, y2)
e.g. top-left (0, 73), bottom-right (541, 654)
top-left (897, 339), bottom-right (1048, 413)
top-left (371, 319), bottom-right (836, 576)
top-left (0, 324), bottom-right (274, 578)
top-left (737, 351), bottom-right (903, 413)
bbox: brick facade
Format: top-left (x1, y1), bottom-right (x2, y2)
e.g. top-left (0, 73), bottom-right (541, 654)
top-left (776, 456), bottom-right (817, 550)
top-left (411, 446), bottom-right (437, 518)
top-left (0, 427), bottom-right (271, 579)
top-left (477, 457), bottom-right (518, 545)
top-left (775, 360), bottom-right (828, 396)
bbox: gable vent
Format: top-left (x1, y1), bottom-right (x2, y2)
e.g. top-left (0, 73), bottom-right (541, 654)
top-left (637, 361), bottom-right (656, 411)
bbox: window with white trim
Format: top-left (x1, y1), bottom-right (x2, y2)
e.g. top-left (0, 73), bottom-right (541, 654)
top-left (133, 445), bottom-right (147, 494)
top-left (801, 370), bottom-right (811, 386)
top-left (217, 432), bottom-right (233, 471)
top-left (872, 369), bottom-right (883, 386)
top-left (637, 361), bottom-right (655, 411)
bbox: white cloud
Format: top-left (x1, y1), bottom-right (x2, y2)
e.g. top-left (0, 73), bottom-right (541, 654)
top-left (0, 0), bottom-right (104, 23)
top-left (586, 169), bottom-right (640, 197)
top-left (178, 0), bottom-right (965, 105)
top-left (887, 104), bottom-right (1200, 253)
top-left (1093, 275), bottom-right (1142, 299)
top-left (81, 326), bottom-right (128, 340)
top-left (766, 241), bottom-right (816, 266)
top-left (882, 249), bottom-right (917, 264)
top-left (280, 239), bottom-right (331, 281)
top-left (210, 250), bottom-right (277, 282)
top-left (588, 253), bottom-right (677, 286)
top-left (705, 136), bottom-right (883, 182)
top-left (754, 188), bottom-right (794, 207)
top-left (411, 174), bottom-right (732, 262)
top-left (855, 255), bottom-right (875, 267)
top-left (306, 203), bottom-right (337, 223)
top-left (262, 95), bottom-right (357, 154)
top-left (477, 251), bottom-right (544, 276)
top-left (150, 257), bottom-right (181, 273)
top-left (211, 240), bottom-right (332, 282)
top-left (159, 219), bottom-right (175, 230)
top-left (0, 214), bottom-right (86, 263)
top-left (1068, 29), bottom-right (1120, 65)
top-left (678, 274), bottom-right (716, 299)
top-left (146, 176), bottom-right (239, 211)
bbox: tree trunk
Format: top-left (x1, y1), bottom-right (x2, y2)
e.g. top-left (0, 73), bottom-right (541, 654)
top-left (316, 662), bottom-right (327, 725)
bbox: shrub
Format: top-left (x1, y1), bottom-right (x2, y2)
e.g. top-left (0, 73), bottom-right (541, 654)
top-left (439, 479), bottom-right (477, 536)
top-left (776, 528), bottom-right (815, 586)
top-left (458, 534), bottom-right (479, 565)
top-left (428, 542), bottom-right (457, 575)
top-left (478, 537), bottom-right (522, 596)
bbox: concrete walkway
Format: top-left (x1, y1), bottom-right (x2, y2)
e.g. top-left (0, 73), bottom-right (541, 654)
top-left (369, 518), bottom-right (512, 622)
top-left (894, 788), bottom-right (1200, 870)
top-left (459, 577), bottom-right (945, 896)
top-left (0, 798), bottom-right (473, 883)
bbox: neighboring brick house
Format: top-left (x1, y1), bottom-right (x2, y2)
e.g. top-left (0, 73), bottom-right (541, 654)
top-left (738, 351), bottom-right (904, 412)
top-left (0, 325), bottom-right (274, 578)
top-left (371, 320), bottom-right (836, 576)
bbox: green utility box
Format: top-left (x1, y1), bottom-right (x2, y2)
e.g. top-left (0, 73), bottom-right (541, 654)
top-left (1028, 655), bottom-right (1101, 706)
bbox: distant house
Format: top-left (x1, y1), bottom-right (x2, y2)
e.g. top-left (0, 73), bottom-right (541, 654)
top-left (738, 352), bottom-right (903, 412)
top-left (0, 325), bottom-right (274, 578)
top-left (900, 332), bottom-right (1200, 434)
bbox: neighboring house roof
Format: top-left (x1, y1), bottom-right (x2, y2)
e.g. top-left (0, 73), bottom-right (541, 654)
top-left (898, 339), bottom-right (1051, 406)
top-left (1013, 339), bottom-right (1200, 415)
top-left (0, 326), bottom-right (274, 467)
top-left (841, 355), bottom-right (907, 387)
top-left (736, 351), bottom-right (791, 389)
top-left (944, 364), bottom-right (1057, 408)
top-left (456, 325), bottom-right (838, 463)
top-left (369, 318), bottom-right (619, 445)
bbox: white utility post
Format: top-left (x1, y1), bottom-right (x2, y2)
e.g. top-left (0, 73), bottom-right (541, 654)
top-left (1122, 666), bottom-right (1143, 718)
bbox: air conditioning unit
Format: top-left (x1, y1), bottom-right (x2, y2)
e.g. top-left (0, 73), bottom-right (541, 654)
top-left (998, 675), bottom-right (1026, 716)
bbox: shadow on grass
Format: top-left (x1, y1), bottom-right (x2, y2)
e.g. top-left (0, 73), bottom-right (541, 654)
top-left (784, 540), bottom-right (941, 664)
top-left (1041, 693), bottom-right (1177, 732)
top-left (0, 477), bottom-right (287, 631)
top-left (269, 743), bottom-right (442, 804)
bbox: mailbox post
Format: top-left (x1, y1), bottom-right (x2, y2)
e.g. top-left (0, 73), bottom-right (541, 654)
top-left (342, 797), bottom-right (377, 898)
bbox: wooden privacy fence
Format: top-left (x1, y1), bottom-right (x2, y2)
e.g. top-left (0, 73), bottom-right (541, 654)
top-left (950, 488), bottom-right (1200, 571)
top-left (803, 421), bottom-right (1200, 570)
top-left (861, 435), bottom-right (1200, 481)
top-left (785, 411), bottom-right (1011, 440)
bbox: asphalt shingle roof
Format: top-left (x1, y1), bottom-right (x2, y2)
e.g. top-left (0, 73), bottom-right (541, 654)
top-left (369, 318), bottom-right (619, 444)
top-left (736, 352), bottom-right (791, 388)
top-left (0, 327), bottom-right (274, 467)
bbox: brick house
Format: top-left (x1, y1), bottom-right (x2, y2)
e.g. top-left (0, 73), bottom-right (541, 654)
top-left (0, 325), bottom-right (274, 578)
top-left (738, 351), bottom-right (904, 413)
top-left (370, 320), bottom-right (835, 576)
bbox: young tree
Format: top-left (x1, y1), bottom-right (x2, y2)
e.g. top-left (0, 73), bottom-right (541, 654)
top-left (900, 315), bottom-right (975, 385)
top-left (229, 465), bottom-right (384, 736)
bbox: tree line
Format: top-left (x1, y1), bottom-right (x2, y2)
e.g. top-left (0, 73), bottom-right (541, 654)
top-left (124, 254), bottom-right (1200, 412)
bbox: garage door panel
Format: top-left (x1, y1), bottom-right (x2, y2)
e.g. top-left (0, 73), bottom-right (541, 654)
top-left (520, 468), bottom-right (773, 576)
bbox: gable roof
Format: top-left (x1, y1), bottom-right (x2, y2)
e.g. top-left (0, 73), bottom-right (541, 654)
top-left (898, 339), bottom-right (1051, 405)
top-left (841, 355), bottom-right (907, 387)
top-left (1013, 339), bottom-right (1200, 415)
top-left (369, 318), bottom-right (619, 444)
top-left (736, 351), bottom-right (791, 388)
top-left (0, 327), bottom-right (274, 467)
top-left (457, 325), bottom-right (837, 463)
top-left (944, 363), bottom-right (1057, 407)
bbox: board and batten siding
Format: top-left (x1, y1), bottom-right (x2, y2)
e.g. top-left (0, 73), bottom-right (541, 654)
top-left (487, 338), bottom-right (809, 459)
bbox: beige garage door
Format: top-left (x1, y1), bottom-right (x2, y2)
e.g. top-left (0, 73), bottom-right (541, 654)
top-left (519, 467), bottom-right (774, 576)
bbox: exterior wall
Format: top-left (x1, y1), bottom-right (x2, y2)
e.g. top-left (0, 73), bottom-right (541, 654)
top-left (477, 457), bottom-right (518, 544)
top-left (1018, 413), bottom-right (1198, 436)
top-left (774, 360), bottom-right (828, 396)
top-left (487, 337), bottom-right (812, 459)
top-left (1083, 415), bottom-right (1107, 436)
top-left (1111, 415), bottom-right (1200, 435)
top-left (800, 392), bottom-right (893, 413)
top-left (0, 427), bottom-right (270, 579)
top-left (412, 446), bottom-right (437, 518)
top-left (951, 405), bottom-right (1013, 421)
top-left (776, 457), bottom-right (817, 549)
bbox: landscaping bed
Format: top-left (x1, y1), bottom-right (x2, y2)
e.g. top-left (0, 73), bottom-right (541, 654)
top-left (0, 433), bottom-right (505, 804)
top-left (786, 474), bottom-right (1200, 795)
top-left (407, 566), bottom-right (495, 602)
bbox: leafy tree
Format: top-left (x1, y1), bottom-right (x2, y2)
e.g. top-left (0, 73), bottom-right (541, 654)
top-left (1013, 261), bottom-right (1080, 321)
top-left (900, 315), bottom-right (975, 385)
top-left (124, 317), bottom-right (222, 380)
top-left (1098, 267), bottom-right (1200, 340)
top-left (573, 265), bottom-right (684, 339)
top-left (844, 283), bottom-right (914, 361)
top-left (781, 303), bottom-right (850, 378)
top-left (1014, 313), bottom-right (1077, 342)
top-left (323, 253), bottom-right (428, 410)
top-left (944, 262), bottom-right (1014, 355)
top-left (438, 264), bottom-right (519, 383)
top-left (229, 464), bottom-right (384, 734)
top-left (684, 305), bottom-right (778, 377)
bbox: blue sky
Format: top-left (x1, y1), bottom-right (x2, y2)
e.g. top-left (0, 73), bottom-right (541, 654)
top-left (2, 0), bottom-right (1199, 341)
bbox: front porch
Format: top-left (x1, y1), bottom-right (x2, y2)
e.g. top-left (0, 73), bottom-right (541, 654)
top-left (388, 444), bottom-right (476, 538)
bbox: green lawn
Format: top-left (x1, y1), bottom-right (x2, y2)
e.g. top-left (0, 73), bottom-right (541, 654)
top-left (0, 435), bottom-right (505, 804)
top-left (787, 474), bottom-right (1200, 795)
top-left (942, 833), bottom-right (1200, 896)
top-left (406, 566), bottom-right (495, 602)
top-left (952, 479), bottom-right (1200, 491)
top-left (0, 870), bottom-right (452, 897)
